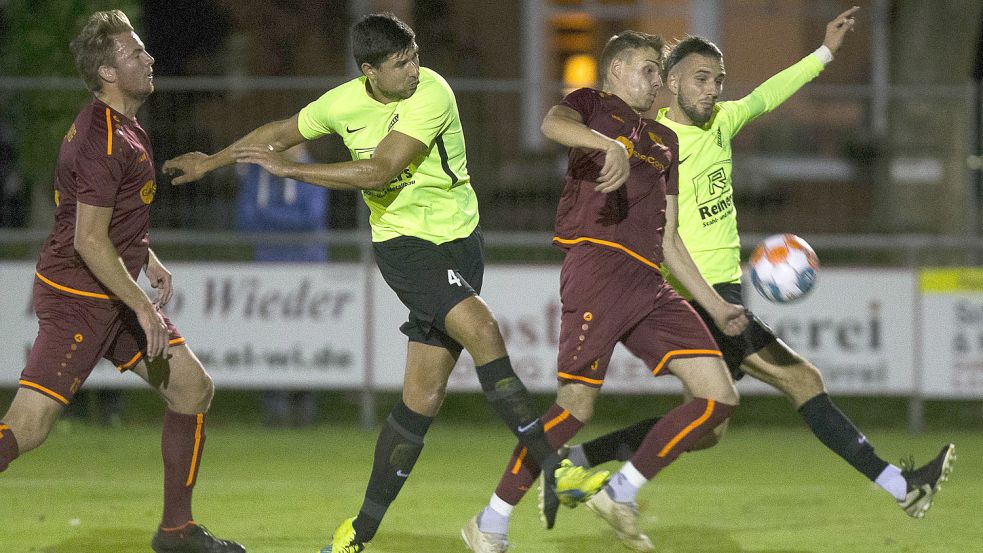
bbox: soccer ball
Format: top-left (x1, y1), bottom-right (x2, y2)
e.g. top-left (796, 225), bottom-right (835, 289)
top-left (749, 234), bottom-right (819, 303)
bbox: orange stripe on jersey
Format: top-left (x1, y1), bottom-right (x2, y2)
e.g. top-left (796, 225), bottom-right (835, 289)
top-left (544, 410), bottom-right (570, 431)
top-left (35, 272), bottom-right (113, 300)
top-left (552, 236), bottom-right (662, 272)
top-left (19, 379), bottom-right (70, 405)
top-left (658, 399), bottom-right (715, 457)
top-left (557, 371), bottom-right (604, 386)
top-left (510, 447), bottom-right (529, 475)
top-left (105, 107), bottom-right (113, 155)
top-left (651, 349), bottom-right (722, 376)
top-left (186, 413), bottom-right (205, 486)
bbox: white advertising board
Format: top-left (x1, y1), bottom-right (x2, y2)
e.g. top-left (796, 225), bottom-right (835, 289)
top-left (919, 269), bottom-right (983, 399)
top-left (745, 269), bottom-right (916, 395)
top-left (0, 263), bottom-right (367, 389)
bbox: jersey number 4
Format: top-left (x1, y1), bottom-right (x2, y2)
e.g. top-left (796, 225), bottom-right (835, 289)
top-left (447, 270), bottom-right (463, 287)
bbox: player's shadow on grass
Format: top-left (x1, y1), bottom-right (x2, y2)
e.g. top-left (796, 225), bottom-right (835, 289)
top-left (554, 524), bottom-right (816, 553)
top-left (41, 527), bottom-right (148, 553)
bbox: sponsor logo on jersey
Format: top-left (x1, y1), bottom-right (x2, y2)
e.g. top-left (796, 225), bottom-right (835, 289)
top-left (140, 180), bottom-right (157, 204)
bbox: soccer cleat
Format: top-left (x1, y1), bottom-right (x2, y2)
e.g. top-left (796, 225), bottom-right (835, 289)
top-left (537, 453), bottom-right (562, 529)
top-left (151, 523), bottom-right (246, 553)
top-left (319, 517), bottom-right (365, 553)
top-left (554, 459), bottom-right (610, 508)
top-left (898, 443), bottom-right (956, 518)
top-left (461, 515), bottom-right (509, 553)
top-left (585, 488), bottom-right (654, 552)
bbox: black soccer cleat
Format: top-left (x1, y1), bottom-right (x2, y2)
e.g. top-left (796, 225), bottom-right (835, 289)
top-left (898, 443), bottom-right (956, 519)
top-left (538, 452), bottom-right (562, 529)
top-left (151, 523), bottom-right (246, 553)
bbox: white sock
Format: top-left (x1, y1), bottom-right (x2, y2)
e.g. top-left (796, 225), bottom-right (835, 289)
top-left (875, 464), bottom-right (908, 500)
top-left (567, 444), bottom-right (591, 468)
top-left (606, 461), bottom-right (646, 503)
top-left (477, 494), bottom-right (513, 535)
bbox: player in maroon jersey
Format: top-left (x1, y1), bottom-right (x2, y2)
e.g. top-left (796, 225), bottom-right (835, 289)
top-left (0, 11), bottom-right (243, 553)
top-left (462, 31), bottom-right (747, 553)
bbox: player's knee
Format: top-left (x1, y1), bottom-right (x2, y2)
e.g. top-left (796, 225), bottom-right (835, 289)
top-left (690, 421), bottom-right (728, 451)
top-left (556, 383), bottom-right (598, 422)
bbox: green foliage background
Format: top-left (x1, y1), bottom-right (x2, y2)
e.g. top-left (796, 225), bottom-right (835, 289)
top-left (0, 1), bottom-right (141, 227)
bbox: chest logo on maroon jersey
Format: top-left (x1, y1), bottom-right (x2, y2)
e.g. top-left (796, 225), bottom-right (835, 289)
top-left (65, 124), bottom-right (77, 143)
top-left (615, 136), bottom-right (634, 157)
top-left (140, 180), bottom-right (157, 204)
top-left (647, 131), bottom-right (664, 146)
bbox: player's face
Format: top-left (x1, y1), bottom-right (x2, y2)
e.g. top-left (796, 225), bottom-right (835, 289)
top-left (107, 32), bottom-right (155, 101)
top-left (671, 54), bottom-right (725, 126)
top-left (612, 47), bottom-right (663, 113)
top-left (366, 43), bottom-right (421, 103)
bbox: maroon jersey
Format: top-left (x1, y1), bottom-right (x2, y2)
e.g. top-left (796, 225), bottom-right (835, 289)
top-left (553, 88), bottom-right (678, 271)
top-left (35, 97), bottom-right (156, 298)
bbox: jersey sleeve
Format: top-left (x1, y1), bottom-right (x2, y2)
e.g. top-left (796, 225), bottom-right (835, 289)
top-left (74, 120), bottom-right (125, 207)
top-left (297, 89), bottom-right (340, 140)
top-left (663, 128), bottom-right (679, 196)
top-left (717, 53), bottom-right (825, 137)
top-left (560, 88), bottom-right (602, 123)
top-left (390, 77), bottom-right (453, 146)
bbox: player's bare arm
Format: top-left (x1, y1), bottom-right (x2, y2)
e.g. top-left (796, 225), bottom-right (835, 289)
top-left (541, 104), bottom-right (629, 193)
top-left (162, 115), bottom-right (306, 185)
top-left (661, 195), bottom-right (748, 336)
top-left (233, 129), bottom-right (427, 192)
top-left (145, 248), bottom-right (173, 307)
top-left (74, 202), bottom-right (169, 357)
top-left (823, 6), bottom-right (859, 55)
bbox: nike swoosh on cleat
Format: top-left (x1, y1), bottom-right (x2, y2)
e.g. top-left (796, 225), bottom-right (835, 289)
top-left (396, 469), bottom-right (410, 478)
top-left (347, 125), bottom-right (366, 133)
top-left (517, 419), bottom-right (540, 433)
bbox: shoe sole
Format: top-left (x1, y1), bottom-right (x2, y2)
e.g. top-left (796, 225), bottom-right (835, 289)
top-left (538, 466), bottom-right (560, 529)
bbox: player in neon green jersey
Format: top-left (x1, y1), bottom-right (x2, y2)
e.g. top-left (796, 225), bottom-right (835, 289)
top-left (163, 13), bottom-right (570, 552)
top-left (559, 6), bottom-right (954, 521)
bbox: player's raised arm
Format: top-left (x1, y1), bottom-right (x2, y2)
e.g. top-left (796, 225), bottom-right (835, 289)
top-left (661, 194), bottom-right (747, 336)
top-left (162, 115), bottom-right (306, 185)
top-left (232, 129), bottom-right (427, 192)
top-left (542, 104), bottom-right (630, 193)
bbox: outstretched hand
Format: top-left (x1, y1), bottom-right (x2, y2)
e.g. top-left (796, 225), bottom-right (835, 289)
top-left (823, 6), bottom-right (859, 55)
top-left (162, 152), bottom-right (209, 185)
top-left (712, 302), bottom-right (749, 337)
top-left (233, 145), bottom-right (292, 178)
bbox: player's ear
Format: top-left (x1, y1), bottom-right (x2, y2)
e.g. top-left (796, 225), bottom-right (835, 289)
top-left (98, 64), bottom-right (117, 85)
top-left (666, 68), bottom-right (680, 95)
top-left (360, 62), bottom-right (376, 79)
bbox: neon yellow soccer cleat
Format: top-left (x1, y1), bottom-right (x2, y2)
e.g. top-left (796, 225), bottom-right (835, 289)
top-left (320, 517), bottom-right (365, 553)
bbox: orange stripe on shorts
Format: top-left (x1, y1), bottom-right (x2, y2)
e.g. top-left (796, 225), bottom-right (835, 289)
top-left (556, 372), bottom-right (604, 386)
top-left (651, 349), bottom-right (722, 376)
top-left (19, 379), bottom-right (70, 405)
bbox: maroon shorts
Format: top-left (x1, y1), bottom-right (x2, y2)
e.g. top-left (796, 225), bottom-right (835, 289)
top-left (556, 246), bottom-right (721, 387)
top-left (18, 278), bottom-right (184, 405)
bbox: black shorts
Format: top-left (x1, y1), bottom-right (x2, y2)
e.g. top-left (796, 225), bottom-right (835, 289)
top-left (373, 227), bottom-right (484, 354)
top-left (687, 282), bottom-right (777, 380)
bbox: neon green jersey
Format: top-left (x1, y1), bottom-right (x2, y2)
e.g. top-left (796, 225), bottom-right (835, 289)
top-left (297, 67), bottom-right (477, 244)
top-left (656, 53), bottom-right (825, 297)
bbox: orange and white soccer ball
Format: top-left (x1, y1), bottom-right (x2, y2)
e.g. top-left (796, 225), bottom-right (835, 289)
top-left (749, 234), bottom-right (819, 303)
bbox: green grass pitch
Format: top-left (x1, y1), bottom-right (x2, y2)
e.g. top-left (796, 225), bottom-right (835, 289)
top-left (1, 421), bottom-right (978, 552)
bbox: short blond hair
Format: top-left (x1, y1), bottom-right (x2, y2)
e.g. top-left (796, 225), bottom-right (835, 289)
top-left (69, 10), bottom-right (134, 92)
